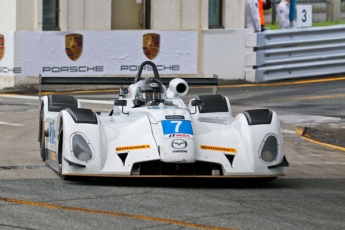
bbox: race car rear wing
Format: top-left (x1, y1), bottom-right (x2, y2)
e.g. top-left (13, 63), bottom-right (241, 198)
top-left (38, 74), bottom-right (219, 100)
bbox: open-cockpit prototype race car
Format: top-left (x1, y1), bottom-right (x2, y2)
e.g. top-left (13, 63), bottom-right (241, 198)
top-left (39, 61), bottom-right (289, 180)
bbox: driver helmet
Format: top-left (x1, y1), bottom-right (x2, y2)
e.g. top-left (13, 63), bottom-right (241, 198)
top-left (135, 78), bottom-right (165, 106)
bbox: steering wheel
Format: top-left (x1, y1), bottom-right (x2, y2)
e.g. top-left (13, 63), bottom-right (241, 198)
top-left (134, 61), bottom-right (162, 83)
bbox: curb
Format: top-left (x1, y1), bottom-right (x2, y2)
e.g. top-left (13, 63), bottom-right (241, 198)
top-left (296, 125), bottom-right (345, 152)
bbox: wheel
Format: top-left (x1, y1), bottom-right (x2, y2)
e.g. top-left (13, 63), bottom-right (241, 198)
top-left (39, 106), bottom-right (46, 161)
top-left (58, 126), bottom-right (68, 180)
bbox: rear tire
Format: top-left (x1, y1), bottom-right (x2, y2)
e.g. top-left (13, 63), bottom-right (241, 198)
top-left (58, 127), bottom-right (68, 180)
top-left (39, 106), bottom-right (46, 161)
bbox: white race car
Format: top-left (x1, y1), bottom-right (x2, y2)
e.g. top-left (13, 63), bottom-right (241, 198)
top-left (39, 61), bottom-right (288, 180)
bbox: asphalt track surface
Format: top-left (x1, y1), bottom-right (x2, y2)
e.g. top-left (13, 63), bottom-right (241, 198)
top-left (0, 76), bottom-right (345, 230)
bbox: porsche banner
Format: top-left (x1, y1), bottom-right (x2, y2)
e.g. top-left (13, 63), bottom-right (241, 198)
top-left (0, 30), bottom-right (198, 77)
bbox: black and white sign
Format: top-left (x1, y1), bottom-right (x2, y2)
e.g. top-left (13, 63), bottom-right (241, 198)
top-left (297, 5), bottom-right (312, 27)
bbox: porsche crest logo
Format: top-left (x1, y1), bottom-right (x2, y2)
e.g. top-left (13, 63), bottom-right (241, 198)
top-left (65, 34), bottom-right (83, 61)
top-left (0, 34), bottom-right (4, 61)
top-left (143, 33), bottom-right (160, 60)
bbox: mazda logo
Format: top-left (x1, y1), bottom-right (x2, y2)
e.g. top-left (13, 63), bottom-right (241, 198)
top-left (171, 139), bottom-right (187, 149)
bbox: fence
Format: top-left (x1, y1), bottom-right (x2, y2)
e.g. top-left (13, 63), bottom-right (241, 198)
top-left (265, 0), bottom-right (345, 24)
top-left (253, 25), bottom-right (345, 82)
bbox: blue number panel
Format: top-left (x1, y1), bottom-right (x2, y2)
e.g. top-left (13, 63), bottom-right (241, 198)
top-left (161, 120), bottom-right (194, 139)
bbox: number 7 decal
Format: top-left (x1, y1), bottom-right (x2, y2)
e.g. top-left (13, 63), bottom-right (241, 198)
top-left (171, 121), bottom-right (182, 132)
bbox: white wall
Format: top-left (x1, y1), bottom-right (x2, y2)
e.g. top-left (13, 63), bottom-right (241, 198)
top-left (111, 0), bottom-right (142, 30)
top-left (201, 29), bottom-right (255, 80)
top-left (60, 0), bottom-right (84, 31)
top-left (84, 0), bottom-right (111, 30)
top-left (17, 0), bottom-right (36, 30)
top-left (151, 0), bottom-right (181, 30)
top-left (150, 0), bottom-right (207, 30)
top-left (181, 0), bottom-right (200, 30)
top-left (150, 0), bottom-right (245, 30)
top-left (223, 0), bottom-right (245, 29)
top-left (35, 0), bottom-right (43, 30)
top-left (0, 0), bottom-right (40, 31)
top-left (0, 0), bottom-right (17, 31)
top-left (60, 0), bottom-right (111, 31)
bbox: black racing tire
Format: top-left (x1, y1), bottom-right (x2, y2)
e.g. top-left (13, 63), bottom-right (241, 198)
top-left (258, 177), bottom-right (277, 183)
top-left (58, 126), bottom-right (69, 180)
top-left (39, 106), bottom-right (46, 161)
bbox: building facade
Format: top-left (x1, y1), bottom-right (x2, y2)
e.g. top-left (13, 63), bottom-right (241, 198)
top-left (0, 0), bottom-right (245, 31)
top-left (0, 0), bottom-right (255, 89)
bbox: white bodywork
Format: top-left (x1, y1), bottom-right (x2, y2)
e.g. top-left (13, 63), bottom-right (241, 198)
top-left (40, 75), bottom-right (288, 179)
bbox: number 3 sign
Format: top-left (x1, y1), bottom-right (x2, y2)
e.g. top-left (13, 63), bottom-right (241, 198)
top-left (296, 5), bottom-right (312, 27)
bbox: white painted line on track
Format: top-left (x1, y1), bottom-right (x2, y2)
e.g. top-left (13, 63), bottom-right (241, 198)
top-left (0, 94), bottom-right (38, 100)
top-left (0, 121), bottom-right (24, 126)
top-left (79, 99), bottom-right (114, 105)
top-left (0, 94), bottom-right (114, 105)
top-left (282, 130), bottom-right (296, 134)
top-left (289, 161), bottom-right (345, 165)
top-left (92, 108), bottom-right (112, 111)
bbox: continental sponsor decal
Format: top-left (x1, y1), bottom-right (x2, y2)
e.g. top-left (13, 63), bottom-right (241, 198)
top-left (116, 145), bottom-right (150, 152)
top-left (143, 33), bottom-right (160, 60)
top-left (200, 145), bottom-right (237, 153)
top-left (51, 151), bottom-right (56, 161)
top-left (65, 33), bottom-right (83, 61)
top-left (0, 34), bottom-right (4, 61)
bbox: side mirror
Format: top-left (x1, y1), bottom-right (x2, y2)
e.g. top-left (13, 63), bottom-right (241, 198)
top-left (119, 88), bottom-right (128, 97)
top-left (114, 100), bottom-right (128, 115)
top-left (114, 100), bottom-right (127, 106)
top-left (191, 99), bottom-right (203, 114)
top-left (191, 99), bottom-right (204, 107)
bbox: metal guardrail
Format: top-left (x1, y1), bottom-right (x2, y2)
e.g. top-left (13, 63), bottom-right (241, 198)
top-left (254, 25), bottom-right (345, 82)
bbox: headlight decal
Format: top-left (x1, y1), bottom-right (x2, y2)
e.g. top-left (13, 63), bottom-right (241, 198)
top-left (71, 133), bottom-right (93, 162)
top-left (260, 135), bottom-right (279, 163)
